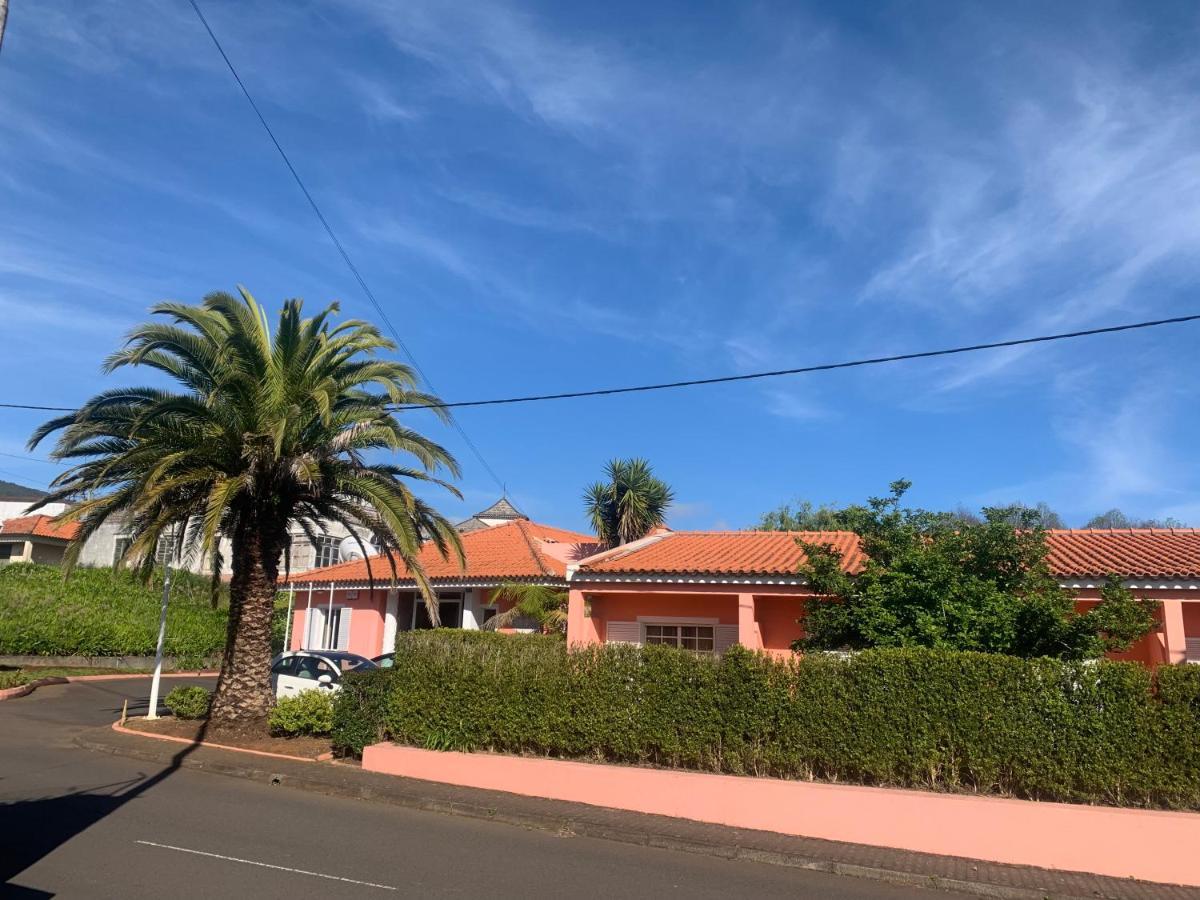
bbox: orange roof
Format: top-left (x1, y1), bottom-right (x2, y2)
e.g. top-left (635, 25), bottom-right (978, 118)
top-left (0, 514), bottom-right (80, 542)
top-left (287, 520), bottom-right (598, 585)
top-left (575, 531), bottom-right (866, 577)
top-left (574, 528), bottom-right (1200, 581)
top-left (1046, 529), bottom-right (1200, 579)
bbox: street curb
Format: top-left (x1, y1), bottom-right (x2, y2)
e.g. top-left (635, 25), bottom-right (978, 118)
top-left (0, 671), bottom-right (216, 702)
top-left (72, 725), bottom-right (1189, 900)
top-left (111, 718), bottom-right (322, 763)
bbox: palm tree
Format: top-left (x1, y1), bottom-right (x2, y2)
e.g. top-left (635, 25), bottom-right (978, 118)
top-left (481, 582), bottom-right (567, 634)
top-left (28, 288), bottom-right (464, 724)
top-left (584, 458), bottom-right (674, 547)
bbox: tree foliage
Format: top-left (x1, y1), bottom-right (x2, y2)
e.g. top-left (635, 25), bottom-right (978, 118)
top-left (584, 457), bottom-right (674, 547)
top-left (482, 582), bottom-right (568, 635)
top-left (1084, 508), bottom-right (1186, 530)
top-left (796, 481), bottom-right (1158, 660)
top-left (28, 289), bottom-right (463, 722)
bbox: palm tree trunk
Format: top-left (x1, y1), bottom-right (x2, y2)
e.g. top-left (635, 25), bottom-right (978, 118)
top-left (208, 522), bottom-right (276, 725)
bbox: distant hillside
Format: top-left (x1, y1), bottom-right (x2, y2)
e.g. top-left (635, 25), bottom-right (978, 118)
top-left (0, 480), bottom-right (48, 502)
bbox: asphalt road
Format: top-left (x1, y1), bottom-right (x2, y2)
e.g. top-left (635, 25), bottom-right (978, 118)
top-left (0, 678), bottom-right (963, 899)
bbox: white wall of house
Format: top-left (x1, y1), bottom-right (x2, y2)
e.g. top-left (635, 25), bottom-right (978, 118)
top-left (73, 514), bottom-right (370, 576)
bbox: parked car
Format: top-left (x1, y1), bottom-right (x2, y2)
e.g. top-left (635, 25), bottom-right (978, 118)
top-left (269, 650), bottom-right (376, 699)
top-left (371, 652), bottom-right (395, 668)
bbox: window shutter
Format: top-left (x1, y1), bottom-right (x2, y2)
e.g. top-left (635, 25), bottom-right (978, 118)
top-left (336, 608), bottom-right (352, 650)
top-left (606, 621), bottom-right (641, 645)
top-left (714, 625), bottom-right (739, 654)
top-left (305, 607), bottom-right (325, 649)
top-left (1186, 637), bottom-right (1200, 663)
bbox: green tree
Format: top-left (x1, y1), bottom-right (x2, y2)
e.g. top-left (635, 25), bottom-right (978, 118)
top-left (584, 458), bottom-right (674, 547)
top-left (753, 500), bottom-right (870, 531)
top-left (29, 289), bottom-right (464, 724)
top-left (1084, 508), bottom-right (1186, 529)
top-left (796, 481), bottom-right (1158, 660)
top-left (482, 582), bottom-right (568, 634)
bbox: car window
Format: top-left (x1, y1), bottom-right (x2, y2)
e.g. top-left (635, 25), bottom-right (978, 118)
top-left (271, 657), bottom-right (297, 676)
top-left (294, 657), bottom-right (338, 681)
top-left (375, 654), bottom-right (394, 669)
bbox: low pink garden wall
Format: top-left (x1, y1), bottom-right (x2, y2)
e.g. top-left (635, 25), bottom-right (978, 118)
top-left (362, 743), bottom-right (1200, 886)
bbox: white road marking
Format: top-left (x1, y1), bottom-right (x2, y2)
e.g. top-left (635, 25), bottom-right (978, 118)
top-left (134, 840), bottom-right (397, 891)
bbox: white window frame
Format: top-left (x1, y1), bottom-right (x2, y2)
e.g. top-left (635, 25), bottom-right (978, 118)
top-left (637, 616), bottom-right (719, 653)
top-left (312, 534), bottom-right (340, 569)
top-left (113, 534), bottom-right (133, 566)
top-left (411, 592), bottom-right (463, 630)
top-left (305, 604), bottom-right (353, 651)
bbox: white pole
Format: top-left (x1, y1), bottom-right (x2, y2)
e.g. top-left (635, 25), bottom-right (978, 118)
top-left (283, 583), bottom-right (295, 650)
top-left (325, 583), bottom-right (335, 649)
top-left (303, 582), bottom-right (313, 649)
top-left (146, 559), bottom-right (172, 721)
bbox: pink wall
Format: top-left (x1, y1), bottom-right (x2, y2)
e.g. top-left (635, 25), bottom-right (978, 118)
top-left (362, 743), bottom-right (1200, 886)
top-left (754, 595), bottom-right (805, 651)
top-left (590, 591), bottom-right (739, 624)
top-left (289, 588), bottom-right (385, 657)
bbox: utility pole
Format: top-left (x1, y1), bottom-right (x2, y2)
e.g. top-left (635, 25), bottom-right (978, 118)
top-left (146, 551), bottom-right (173, 720)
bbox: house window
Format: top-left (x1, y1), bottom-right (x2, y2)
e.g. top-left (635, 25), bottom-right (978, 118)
top-left (0, 543), bottom-right (15, 560)
top-left (113, 536), bottom-right (133, 565)
top-left (312, 535), bottom-right (340, 569)
top-left (413, 593), bottom-right (463, 629)
top-left (644, 623), bottom-right (715, 653)
top-left (305, 605), bottom-right (352, 650)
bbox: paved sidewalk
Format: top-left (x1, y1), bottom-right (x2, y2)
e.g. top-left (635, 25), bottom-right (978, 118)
top-left (76, 725), bottom-right (1198, 900)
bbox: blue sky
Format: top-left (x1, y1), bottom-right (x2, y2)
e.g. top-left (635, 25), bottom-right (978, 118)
top-left (3, 0), bottom-right (1200, 533)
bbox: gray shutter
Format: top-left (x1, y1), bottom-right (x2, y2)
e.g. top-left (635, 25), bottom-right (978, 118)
top-left (714, 625), bottom-right (739, 654)
top-left (606, 621), bottom-right (641, 645)
top-left (1186, 637), bottom-right (1200, 663)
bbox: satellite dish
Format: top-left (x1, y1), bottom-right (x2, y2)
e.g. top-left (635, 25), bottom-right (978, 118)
top-left (339, 535), bottom-right (365, 561)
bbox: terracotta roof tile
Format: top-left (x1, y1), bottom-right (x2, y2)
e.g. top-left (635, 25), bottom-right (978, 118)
top-left (0, 514), bottom-right (80, 542)
top-left (575, 528), bottom-right (1200, 581)
top-left (1045, 529), bottom-right (1200, 579)
top-left (287, 520), bottom-right (596, 585)
top-left (575, 531), bottom-right (866, 577)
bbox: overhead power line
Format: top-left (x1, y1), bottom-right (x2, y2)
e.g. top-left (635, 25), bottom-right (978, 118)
top-left (185, 0), bottom-right (506, 494)
top-left (395, 313), bottom-right (1200, 409)
top-left (6, 313), bottom-right (1197, 416)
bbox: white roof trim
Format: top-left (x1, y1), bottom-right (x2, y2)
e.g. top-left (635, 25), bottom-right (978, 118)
top-left (1060, 579), bottom-right (1200, 591)
top-left (286, 576), bottom-right (566, 590)
top-left (569, 571), bottom-right (810, 586)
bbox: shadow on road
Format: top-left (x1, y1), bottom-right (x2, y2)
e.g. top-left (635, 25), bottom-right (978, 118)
top-left (0, 694), bottom-right (210, 894)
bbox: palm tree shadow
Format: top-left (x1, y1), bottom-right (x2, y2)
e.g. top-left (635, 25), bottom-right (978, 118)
top-left (0, 702), bottom-right (212, 894)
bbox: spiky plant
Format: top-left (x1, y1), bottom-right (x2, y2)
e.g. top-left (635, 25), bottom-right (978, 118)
top-left (29, 288), bottom-right (463, 724)
top-left (584, 457), bottom-right (674, 547)
top-left (481, 582), bottom-right (567, 634)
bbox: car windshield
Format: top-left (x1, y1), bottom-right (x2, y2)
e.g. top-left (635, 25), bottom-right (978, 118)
top-left (318, 653), bottom-right (376, 673)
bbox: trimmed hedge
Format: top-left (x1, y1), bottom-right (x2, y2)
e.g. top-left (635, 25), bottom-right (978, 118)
top-left (0, 562), bottom-right (291, 663)
top-left (332, 632), bottom-right (1200, 809)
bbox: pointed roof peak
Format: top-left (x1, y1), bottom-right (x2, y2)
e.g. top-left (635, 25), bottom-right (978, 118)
top-left (475, 497), bottom-right (525, 521)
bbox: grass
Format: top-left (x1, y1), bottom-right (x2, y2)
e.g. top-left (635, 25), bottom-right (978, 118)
top-left (0, 665), bottom-right (158, 690)
top-left (0, 562), bottom-right (290, 665)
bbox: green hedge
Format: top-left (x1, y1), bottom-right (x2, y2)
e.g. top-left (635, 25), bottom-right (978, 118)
top-left (332, 632), bottom-right (1200, 809)
top-left (0, 563), bottom-right (291, 664)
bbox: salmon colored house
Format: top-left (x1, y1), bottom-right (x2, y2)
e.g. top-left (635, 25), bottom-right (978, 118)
top-left (565, 528), bottom-right (1200, 665)
top-left (283, 509), bottom-right (595, 657)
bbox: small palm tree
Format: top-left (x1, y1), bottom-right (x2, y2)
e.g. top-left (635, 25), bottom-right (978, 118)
top-left (482, 582), bottom-right (567, 634)
top-left (29, 288), bottom-right (464, 724)
top-left (584, 457), bottom-right (674, 547)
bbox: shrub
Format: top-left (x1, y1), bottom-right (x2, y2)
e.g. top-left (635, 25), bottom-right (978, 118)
top-left (270, 689), bottom-right (334, 736)
top-left (164, 685), bottom-right (211, 719)
top-left (331, 633), bottom-right (1200, 809)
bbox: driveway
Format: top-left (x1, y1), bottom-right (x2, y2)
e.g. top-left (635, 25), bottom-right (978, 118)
top-left (1, 677), bottom-right (958, 899)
